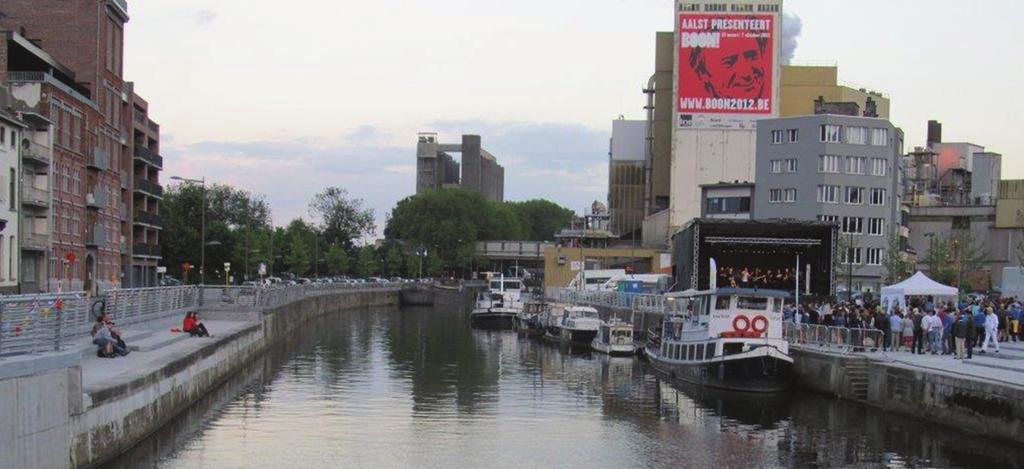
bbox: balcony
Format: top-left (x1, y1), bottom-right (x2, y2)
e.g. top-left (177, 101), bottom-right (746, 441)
top-left (22, 232), bottom-right (48, 251)
top-left (133, 108), bottom-right (147, 126)
top-left (134, 178), bottom-right (163, 198)
top-left (21, 186), bottom-right (50, 209)
top-left (86, 190), bottom-right (109, 210)
top-left (21, 144), bottom-right (51, 167)
top-left (133, 243), bottom-right (161, 258)
top-left (147, 119), bottom-right (159, 133)
top-left (87, 147), bottom-right (110, 171)
top-left (85, 225), bottom-right (108, 247)
top-left (133, 146), bottom-right (163, 169)
top-left (133, 210), bottom-right (163, 228)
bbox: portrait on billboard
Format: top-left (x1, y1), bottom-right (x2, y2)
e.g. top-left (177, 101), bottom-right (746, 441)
top-left (677, 14), bottom-right (774, 126)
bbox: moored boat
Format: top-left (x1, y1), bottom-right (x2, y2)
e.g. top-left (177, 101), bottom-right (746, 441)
top-left (591, 319), bottom-right (638, 356)
top-left (645, 288), bottom-right (793, 393)
top-left (470, 275), bottom-right (523, 325)
top-left (543, 304), bottom-right (601, 346)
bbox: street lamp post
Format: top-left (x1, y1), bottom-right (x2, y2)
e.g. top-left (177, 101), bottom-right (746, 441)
top-left (171, 176), bottom-right (206, 284)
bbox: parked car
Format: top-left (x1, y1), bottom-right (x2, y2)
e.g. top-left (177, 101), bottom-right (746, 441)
top-left (160, 277), bottom-right (182, 287)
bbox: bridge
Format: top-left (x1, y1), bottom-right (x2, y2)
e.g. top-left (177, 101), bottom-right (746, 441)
top-left (474, 240), bottom-right (553, 262)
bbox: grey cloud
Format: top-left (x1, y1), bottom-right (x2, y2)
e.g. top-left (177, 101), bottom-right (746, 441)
top-left (782, 11), bottom-right (802, 65)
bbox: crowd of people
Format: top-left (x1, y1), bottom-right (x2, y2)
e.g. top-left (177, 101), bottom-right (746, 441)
top-left (717, 266), bottom-right (798, 291)
top-left (785, 295), bottom-right (1021, 359)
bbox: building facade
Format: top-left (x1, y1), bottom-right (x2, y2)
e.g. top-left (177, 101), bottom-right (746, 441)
top-left (608, 119), bottom-right (646, 237)
top-left (0, 110), bottom-right (24, 293)
top-left (753, 114), bottom-right (904, 294)
top-left (15, 109), bottom-right (54, 293)
top-left (416, 133), bottom-right (504, 202)
top-left (700, 182), bottom-right (753, 219)
top-left (779, 65), bottom-right (890, 119)
top-left (2, 0), bottom-right (163, 290)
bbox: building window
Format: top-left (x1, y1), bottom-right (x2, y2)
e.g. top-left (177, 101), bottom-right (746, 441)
top-left (842, 217), bottom-right (864, 234)
top-left (707, 196), bottom-right (751, 214)
top-left (872, 128), bottom-right (889, 146)
top-left (770, 160), bottom-right (783, 174)
top-left (786, 159), bottom-right (798, 173)
top-left (787, 129), bottom-right (799, 143)
top-left (846, 126), bottom-right (868, 145)
top-left (866, 248), bottom-right (883, 266)
top-left (871, 158), bottom-right (887, 176)
top-left (845, 156), bottom-right (866, 174)
top-left (818, 214), bottom-right (840, 224)
top-left (768, 189), bottom-right (782, 203)
top-left (704, 3), bottom-right (728, 12)
top-left (818, 155), bottom-right (842, 173)
top-left (0, 127), bottom-right (5, 145)
top-left (784, 188), bottom-right (797, 203)
top-left (730, 3), bottom-right (754, 12)
top-left (771, 130), bottom-right (784, 144)
top-left (820, 124), bottom-right (842, 143)
top-left (845, 187), bottom-right (865, 205)
top-left (843, 247), bottom-right (863, 265)
top-left (817, 185), bottom-right (840, 204)
top-left (868, 218), bottom-right (885, 236)
top-left (8, 168), bottom-right (14, 210)
top-left (680, 3), bottom-right (700, 11)
top-left (870, 188), bottom-right (886, 206)
top-left (8, 236), bottom-right (14, 280)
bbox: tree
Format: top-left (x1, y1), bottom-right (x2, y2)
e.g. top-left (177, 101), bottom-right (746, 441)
top-left (324, 243), bottom-right (350, 276)
top-left (284, 234), bottom-right (311, 276)
top-left (835, 233), bottom-right (861, 299)
top-left (356, 246), bottom-right (379, 278)
top-left (881, 234), bottom-right (915, 284)
top-left (924, 236), bottom-right (956, 286)
top-left (309, 187), bottom-right (375, 249)
top-left (950, 230), bottom-right (987, 289)
top-left (507, 199), bottom-right (575, 240)
top-left (384, 247), bottom-right (404, 277)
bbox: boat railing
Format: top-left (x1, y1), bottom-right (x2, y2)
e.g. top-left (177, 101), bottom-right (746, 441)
top-left (550, 288), bottom-right (665, 312)
top-left (783, 322), bottom-right (885, 354)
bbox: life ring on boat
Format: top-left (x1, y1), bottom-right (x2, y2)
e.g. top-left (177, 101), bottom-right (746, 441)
top-left (732, 315), bottom-right (751, 333)
top-left (750, 315), bottom-right (769, 335)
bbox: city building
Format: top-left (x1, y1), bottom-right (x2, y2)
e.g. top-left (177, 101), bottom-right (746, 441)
top-left (0, 109), bottom-right (24, 293)
top-left (608, 119), bottom-right (646, 237)
top-left (700, 182), bottom-right (754, 219)
top-left (1, 0), bottom-right (161, 290)
top-left (668, 0), bottom-right (784, 232)
top-left (752, 113), bottom-right (905, 294)
top-left (416, 133), bottom-right (504, 202)
top-left (128, 87), bottom-right (162, 286)
top-left (907, 204), bottom-right (1010, 290)
top-left (14, 104), bottom-right (54, 293)
top-left (779, 65), bottom-right (890, 119)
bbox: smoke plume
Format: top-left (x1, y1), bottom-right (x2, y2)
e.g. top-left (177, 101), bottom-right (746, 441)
top-left (781, 11), bottom-right (802, 65)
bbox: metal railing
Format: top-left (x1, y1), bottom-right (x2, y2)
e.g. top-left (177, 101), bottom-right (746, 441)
top-left (551, 288), bottom-right (666, 313)
top-left (0, 282), bottom-right (399, 358)
top-left (133, 146), bottom-right (164, 168)
top-left (783, 322), bottom-right (886, 354)
top-left (134, 178), bottom-right (164, 197)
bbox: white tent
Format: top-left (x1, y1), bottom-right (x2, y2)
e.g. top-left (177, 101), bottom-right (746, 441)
top-left (880, 271), bottom-right (959, 313)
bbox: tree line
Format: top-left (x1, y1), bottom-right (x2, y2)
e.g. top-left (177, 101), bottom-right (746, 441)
top-left (162, 185), bottom-right (574, 282)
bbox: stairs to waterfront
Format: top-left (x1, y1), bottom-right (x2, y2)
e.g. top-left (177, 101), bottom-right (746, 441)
top-left (846, 358), bottom-right (870, 401)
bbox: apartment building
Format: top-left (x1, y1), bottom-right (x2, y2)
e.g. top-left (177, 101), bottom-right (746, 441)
top-left (128, 88), bottom-right (162, 286)
top-left (0, 110), bottom-right (23, 293)
top-left (753, 113), bottom-right (905, 294)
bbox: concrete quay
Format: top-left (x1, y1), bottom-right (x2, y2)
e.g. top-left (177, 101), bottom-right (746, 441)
top-left (792, 341), bottom-right (1024, 444)
top-left (0, 287), bottom-right (400, 469)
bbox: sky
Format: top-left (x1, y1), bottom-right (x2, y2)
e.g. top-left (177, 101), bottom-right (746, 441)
top-left (123, 0), bottom-right (1024, 233)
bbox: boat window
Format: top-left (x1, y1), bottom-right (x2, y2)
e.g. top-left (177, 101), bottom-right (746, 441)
top-left (715, 296), bottom-right (731, 310)
top-left (737, 296), bottom-right (768, 310)
top-left (705, 343), bottom-right (715, 359)
top-left (687, 345), bottom-right (695, 361)
top-left (675, 344), bottom-right (682, 360)
top-left (489, 281), bottom-right (502, 290)
top-left (723, 342), bottom-right (744, 356)
top-left (612, 329), bottom-right (631, 338)
top-left (696, 344), bottom-right (704, 360)
top-left (772, 298), bottom-right (782, 313)
top-left (504, 281), bottom-right (521, 290)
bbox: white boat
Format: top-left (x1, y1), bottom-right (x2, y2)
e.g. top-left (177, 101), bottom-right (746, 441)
top-left (543, 304), bottom-right (601, 345)
top-left (470, 275), bottom-right (523, 324)
top-left (645, 288), bottom-right (793, 393)
top-left (591, 319), bottom-right (638, 355)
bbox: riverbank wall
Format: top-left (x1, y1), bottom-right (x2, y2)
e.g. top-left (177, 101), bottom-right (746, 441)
top-left (791, 348), bottom-right (1024, 444)
top-left (0, 288), bottom-right (399, 469)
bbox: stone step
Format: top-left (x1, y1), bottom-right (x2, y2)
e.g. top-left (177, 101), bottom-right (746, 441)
top-left (129, 331), bottom-right (191, 352)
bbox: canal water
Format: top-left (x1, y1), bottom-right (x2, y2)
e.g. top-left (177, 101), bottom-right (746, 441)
top-left (106, 301), bottom-right (1024, 469)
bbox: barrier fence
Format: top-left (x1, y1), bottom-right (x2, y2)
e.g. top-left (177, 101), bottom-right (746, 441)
top-left (783, 322), bottom-right (886, 353)
top-left (0, 282), bottom-right (397, 358)
top-left (551, 288), bottom-right (666, 313)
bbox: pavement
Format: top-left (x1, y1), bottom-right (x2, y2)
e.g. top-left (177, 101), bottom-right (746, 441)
top-left (79, 318), bottom-right (255, 395)
top-left (802, 340), bottom-right (1024, 388)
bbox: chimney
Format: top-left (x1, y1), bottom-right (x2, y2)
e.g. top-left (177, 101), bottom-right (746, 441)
top-left (927, 120), bottom-right (942, 146)
top-left (863, 97), bottom-right (878, 118)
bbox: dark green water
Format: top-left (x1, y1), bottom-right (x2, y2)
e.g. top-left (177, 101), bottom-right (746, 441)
top-left (104, 301), bottom-right (1024, 469)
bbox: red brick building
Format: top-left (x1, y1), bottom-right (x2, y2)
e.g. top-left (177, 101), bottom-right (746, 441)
top-left (1, 0), bottom-right (162, 290)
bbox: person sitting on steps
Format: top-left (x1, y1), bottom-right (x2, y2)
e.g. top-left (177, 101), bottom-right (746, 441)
top-left (91, 313), bottom-right (128, 358)
top-left (183, 311), bottom-right (212, 337)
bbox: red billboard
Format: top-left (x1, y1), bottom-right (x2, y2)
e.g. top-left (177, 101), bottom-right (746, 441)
top-left (677, 14), bottom-right (774, 122)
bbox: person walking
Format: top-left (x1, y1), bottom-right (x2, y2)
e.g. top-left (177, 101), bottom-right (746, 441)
top-left (981, 307), bottom-right (1000, 354)
top-left (889, 310), bottom-right (904, 352)
top-left (972, 304), bottom-right (986, 350)
top-left (952, 312), bottom-right (967, 360)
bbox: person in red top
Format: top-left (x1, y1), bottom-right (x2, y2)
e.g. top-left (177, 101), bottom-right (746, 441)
top-left (183, 311), bottom-right (211, 337)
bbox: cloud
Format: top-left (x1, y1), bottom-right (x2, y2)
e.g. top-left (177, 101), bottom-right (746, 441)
top-left (193, 9), bottom-right (217, 25)
top-left (162, 120), bottom-right (610, 236)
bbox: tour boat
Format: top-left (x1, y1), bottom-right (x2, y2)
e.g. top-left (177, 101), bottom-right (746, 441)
top-left (469, 275), bottom-right (523, 325)
top-left (542, 304), bottom-right (601, 345)
top-left (591, 319), bottom-right (638, 355)
top-left (645, 288), bottom-right (793, 393)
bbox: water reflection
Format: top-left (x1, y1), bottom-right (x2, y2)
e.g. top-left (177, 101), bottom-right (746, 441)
top-left (104, 302), bottom-right (1024, 469)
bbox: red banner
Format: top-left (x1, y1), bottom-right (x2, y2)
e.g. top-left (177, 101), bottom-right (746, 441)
top-left (677, 13), bottom-right (774, 116)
